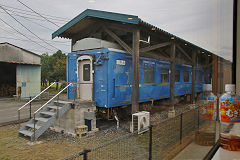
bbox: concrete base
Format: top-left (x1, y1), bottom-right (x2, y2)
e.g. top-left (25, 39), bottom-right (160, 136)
top-left (168, 110), bottom-right (176, 118)
top-left (52, 101), bottom-right (97, 136)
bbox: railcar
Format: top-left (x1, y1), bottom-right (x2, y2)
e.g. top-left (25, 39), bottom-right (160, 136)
top-left (67, 47), bottom-right (205, 108)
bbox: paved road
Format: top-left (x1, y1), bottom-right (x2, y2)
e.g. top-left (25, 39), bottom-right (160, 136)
top-left (0, 99), bottom-right (47, 124)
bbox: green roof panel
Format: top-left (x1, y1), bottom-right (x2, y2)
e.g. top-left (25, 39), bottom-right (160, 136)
top-left (52, 9), bottom-right (139, 39)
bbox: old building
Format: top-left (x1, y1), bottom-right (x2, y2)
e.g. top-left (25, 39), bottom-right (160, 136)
top-left (0, 42), bottom-right (41, 99)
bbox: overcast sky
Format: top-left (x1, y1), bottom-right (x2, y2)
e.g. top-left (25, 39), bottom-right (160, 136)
top-left (0, 0), bottom-right (233, 61)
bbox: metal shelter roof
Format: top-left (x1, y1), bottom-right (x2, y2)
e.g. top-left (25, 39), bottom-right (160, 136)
top-left (52, 9), bottom-right (213, 56)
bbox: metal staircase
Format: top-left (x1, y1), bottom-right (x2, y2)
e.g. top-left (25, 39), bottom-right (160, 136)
top-left (18, 100), bottom-right (72, 141)
top-left (18, 83), bottom-right (73, 141)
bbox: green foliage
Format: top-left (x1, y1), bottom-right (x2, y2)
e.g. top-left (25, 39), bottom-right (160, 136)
top-left (41, 50), bottom-right (66, 87)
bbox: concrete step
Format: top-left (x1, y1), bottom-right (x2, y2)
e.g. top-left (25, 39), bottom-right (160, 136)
top-left (54, 100), bottom-right (72, 104)
top-left (40, 111), bottom-right (55, 116)
top-left (19, 130), bottom-right (33, 137)
top-left (26, 123), bottom-right (41, 130)
top-left (35, 117), bottom-right (49, 122)
top-left (47, 105), bottom-right (62, 110)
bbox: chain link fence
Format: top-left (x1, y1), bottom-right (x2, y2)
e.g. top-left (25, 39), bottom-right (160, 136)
top-left (63, 106), bottom-right (207, 160)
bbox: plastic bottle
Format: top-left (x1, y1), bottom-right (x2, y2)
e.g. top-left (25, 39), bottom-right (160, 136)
top-left (195, 84), bottom-right (217, 146)
top-left (219, 84), bottom-right (240, 151)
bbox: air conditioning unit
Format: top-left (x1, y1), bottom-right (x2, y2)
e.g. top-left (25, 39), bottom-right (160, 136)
top-left (131, 111), bottom-right (150, 134)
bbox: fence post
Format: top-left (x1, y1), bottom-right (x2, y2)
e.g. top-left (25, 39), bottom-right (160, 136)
top-left (197, 107), bottom-right (200, 130)
top-left (83, 149), bottom-right (91, 160)
top-left (149, 125), bottom-right (153, 160)
top-left (180, 113), bottom-right (183, 144)
top-left (29, 96), bottom-right (32, 119)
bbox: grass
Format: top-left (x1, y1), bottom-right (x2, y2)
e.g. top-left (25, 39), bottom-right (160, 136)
top-left (0, 125), bottom-right (85, 160)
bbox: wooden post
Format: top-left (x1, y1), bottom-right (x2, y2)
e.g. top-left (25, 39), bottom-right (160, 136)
top-left (170, 42), bottom-right (176, 110)
top-left (191, 50), bottom-right (196, 104)
top-left (212, 55), bottom-right (218, 95)
top-left (71, 38), bottom-right (76, 52)
top-left (132, 29), bottom-right (140, 114)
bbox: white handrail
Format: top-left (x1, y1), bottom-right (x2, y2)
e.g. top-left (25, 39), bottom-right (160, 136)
top-left (34, 83), bottom-right (72, 115)
top-left (18, 82), bottom-right (56, 111)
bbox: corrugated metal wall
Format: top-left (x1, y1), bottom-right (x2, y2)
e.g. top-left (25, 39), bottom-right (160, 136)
top-left (16, 65), bottom-right (41, 99)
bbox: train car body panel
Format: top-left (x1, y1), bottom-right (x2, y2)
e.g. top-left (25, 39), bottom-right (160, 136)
top-left (67, 48), bottom-right (204, 108)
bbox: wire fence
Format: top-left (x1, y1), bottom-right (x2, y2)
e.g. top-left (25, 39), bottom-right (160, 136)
top-left (63, 106), bottom-right (206, 160)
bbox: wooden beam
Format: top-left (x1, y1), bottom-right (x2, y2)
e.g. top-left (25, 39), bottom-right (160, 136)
top-left (140, 42), bottom-right (171, 53)
top-left (170, 42), bottom-right (176, 109)
top-left (132, 29), bottom-right (140, 114)
top-left (102, 25), bottom-right (133, 54)
top-left (140, 52), bottom-right (170, 62)
top-left (191, 50), bottom-right (197, 104)
top-left (176, 44), bottom-right (192, 62)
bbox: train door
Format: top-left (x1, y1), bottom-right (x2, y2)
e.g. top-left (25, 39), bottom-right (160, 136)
top-left (77, 55), bottom-right (93, 101)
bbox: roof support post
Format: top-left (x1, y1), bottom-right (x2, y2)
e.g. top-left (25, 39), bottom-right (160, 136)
top-left (191, 50), bottom-right (197, 104)
top-left (170, 42), bottom-right (176, 111)
top-left (71, 38), bottom-right (76, 52)
top-left (212, 55), bottom-right (218, 95)
top-left (132, 29), bottom-right (140, 114)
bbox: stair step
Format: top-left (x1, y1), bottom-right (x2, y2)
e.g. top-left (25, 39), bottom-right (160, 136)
top-left (47, 105), bottom-right (62, 110)
top-left (19, 130), bottom-right (33, 137)
top-left (35, 117), bottom-right (49, 122)
top-left (40, 111), bottom-right (55, 116)
top-left (54, 100), bottom-right (72, 104)
top-left (26, 124), bottom-right (41, 129)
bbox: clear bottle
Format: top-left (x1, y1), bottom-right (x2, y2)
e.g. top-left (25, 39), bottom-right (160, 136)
top-left (195, 84), bottom-right (217, 146)
top-left (219, 84), bottom-right (240, 151)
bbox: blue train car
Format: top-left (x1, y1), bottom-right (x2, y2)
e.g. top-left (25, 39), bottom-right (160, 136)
top-left (67, 48), bottom-right (204, 108)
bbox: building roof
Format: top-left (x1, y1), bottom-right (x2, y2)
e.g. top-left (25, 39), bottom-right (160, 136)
top-left (0, 42), bottom-right (41, 65)
top-left (52, 9), bottom-right (214, 56)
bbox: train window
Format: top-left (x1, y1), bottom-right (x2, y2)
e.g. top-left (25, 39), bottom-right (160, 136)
top-left (199, 71), bottom-right (202, 82)
top-left (83, 64), bottom-right (90, 81)
top-left (175, 70), bottom-right (180, 82)
top-left (144, 66), bottom-right (154, 83)
top-left (184, 71), bottom-right (189, 82)
top-left (161, 68), bottom-right (169, 83)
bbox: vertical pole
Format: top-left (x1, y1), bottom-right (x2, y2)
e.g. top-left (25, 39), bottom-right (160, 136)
top-left (180, 113), bottom-right (183, 144)
top-left (33, 114), bottom-right (36, 141)
top-left (149, 125), bottom-right (153, 160)
top-left (18, 110), bottom-right (20, 128)
top-left (132, 29), bottom-right (140, 114)
top-left (170, 42), bottom-right (176, 110)
top-left (198, 108), bottom-right (200, 130)
top-left (29, 96), bottom-right (32, 119)
top-left (236, 0), bottom-right (240, 95)
top-left (83, 149), bottom-right (91, 160)
top-left (212, 55), bottom-right (218, 95)
top-left (191, 50), bottom-right (197, 104)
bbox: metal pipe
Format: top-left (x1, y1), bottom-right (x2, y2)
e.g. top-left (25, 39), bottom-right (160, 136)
top-left (149, 125), bottom-right (153, 160)
top-left (18, 110), bottom-right (20, 128)
top-left (33, 114), bottom-right (36, 141)
top-left (18, 82), bottom-right (56, 111)
top-left (34, 83), bottom-right (72, 115)
top-left (114, 115), bottom-right (119, 129)
top-left (29, 96), bottom-right (32, 119)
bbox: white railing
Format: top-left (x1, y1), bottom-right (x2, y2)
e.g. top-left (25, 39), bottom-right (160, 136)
top-left (18, 82), bottom-right (56, 124)
top-left (32, 83), bottom-right (72, 140)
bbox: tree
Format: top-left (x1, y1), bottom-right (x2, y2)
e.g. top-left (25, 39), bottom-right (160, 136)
top-left (41, 50), bottom-right (67, 89)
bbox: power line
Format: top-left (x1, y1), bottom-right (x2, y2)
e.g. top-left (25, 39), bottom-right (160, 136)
top-left (17, 0), bottom-right (60, 27)
top-left (0, 36), bottom-right (70, 46)
top-left (0, 3), bottom-right (70, 21)
top-left (0, 24), bottom-right (70, 44)
top-left (0, 17), bottom-right (54, 51)
top-left (0, 5), bottom-right (61, 51)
